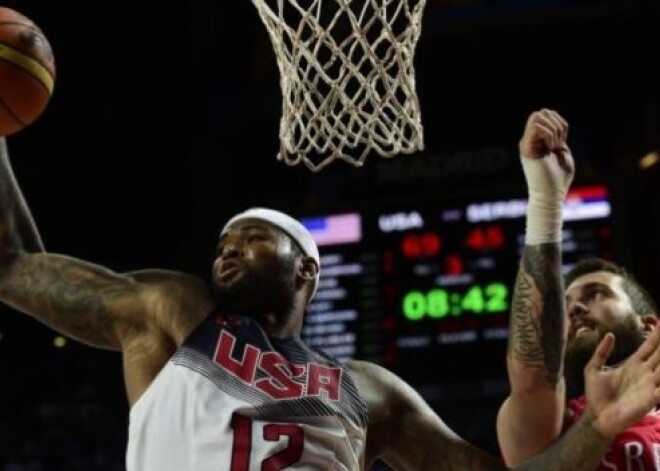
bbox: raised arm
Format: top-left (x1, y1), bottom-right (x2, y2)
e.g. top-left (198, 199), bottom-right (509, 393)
top-left (0, 138), bottom-right (211, 352)
top-left (0, 138), bottom-right (44, 252)
top-left (497, 109), bottom-right (574, 464)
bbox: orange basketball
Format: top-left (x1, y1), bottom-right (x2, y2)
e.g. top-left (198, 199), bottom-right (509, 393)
top-left (0, 7), bottom-right (55, 136)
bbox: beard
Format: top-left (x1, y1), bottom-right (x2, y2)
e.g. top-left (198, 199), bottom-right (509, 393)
top-left (214, 255), bottom-right (298, 317)
top-left (564, 318), bottom-right (646, 398)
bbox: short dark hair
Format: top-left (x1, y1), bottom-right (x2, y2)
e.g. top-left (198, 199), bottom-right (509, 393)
top-left (565, 257), bottom-right (658, 316)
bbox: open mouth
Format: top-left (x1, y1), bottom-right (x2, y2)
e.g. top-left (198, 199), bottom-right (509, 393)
top-left (216, 260), bottom-right (243, 283)
top-left (574, 325), bottom-right (595, 337)
top-left (218, 266), bottom-right (240, 282)
top-left (571, 319), bottom-right (597, 339)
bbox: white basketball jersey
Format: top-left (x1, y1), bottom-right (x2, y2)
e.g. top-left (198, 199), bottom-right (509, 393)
top-left (126, 311), bottom-right (369, 470)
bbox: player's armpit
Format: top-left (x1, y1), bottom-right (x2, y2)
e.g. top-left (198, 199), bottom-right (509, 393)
top-left (123, 269), bottom-right (214, 346)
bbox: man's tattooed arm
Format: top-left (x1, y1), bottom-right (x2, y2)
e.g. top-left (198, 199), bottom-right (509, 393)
top-left (0, 138), bottom-right (148, 350)
top-left (497, 243), bottom-right (568, 465)
top-left (498, 108), bottom-right (575, 466)
top-left (0, 252), bottom-right (146, 350)
top-left (0, 140), bottom-right (213, 352)
top-left (0, 138), bottom-right (43, 257)
top-left (509, 244), bottom-right (565, 385)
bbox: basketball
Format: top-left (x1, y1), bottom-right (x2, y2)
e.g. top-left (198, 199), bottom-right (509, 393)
top-left (0, 7), bottom-right (55, 136)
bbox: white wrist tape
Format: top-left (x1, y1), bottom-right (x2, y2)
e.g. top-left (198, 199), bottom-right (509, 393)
top-left (521, 156), bottom-right (567, 245)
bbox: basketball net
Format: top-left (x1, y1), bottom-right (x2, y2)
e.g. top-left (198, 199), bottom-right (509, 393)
top-left (252, 0), bottom-right (427, 172)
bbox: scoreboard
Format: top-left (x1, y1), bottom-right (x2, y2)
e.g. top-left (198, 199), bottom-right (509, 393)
top-left (299, 185), bottom-right (613, 382)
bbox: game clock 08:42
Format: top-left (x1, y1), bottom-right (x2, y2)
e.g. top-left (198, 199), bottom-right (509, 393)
top-left (401, 283), bottom-right (509, 321)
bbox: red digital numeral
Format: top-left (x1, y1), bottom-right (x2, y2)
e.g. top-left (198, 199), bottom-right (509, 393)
top-left (465, 225), bottom-right (504, 250)
top-left (444, 254), bottom-right (464, 275)
top-left (401, 232), bottom-right (442, 258)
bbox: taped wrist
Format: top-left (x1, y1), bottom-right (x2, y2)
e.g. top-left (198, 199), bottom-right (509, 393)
top-left (522, 157), bottom-right (565, 245)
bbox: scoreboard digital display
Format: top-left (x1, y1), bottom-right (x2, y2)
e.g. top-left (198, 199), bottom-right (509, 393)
top-left (299, 185), bottom-right (613, 381)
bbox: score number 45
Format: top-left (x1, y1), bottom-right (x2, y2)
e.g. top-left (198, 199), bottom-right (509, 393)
top-left (402, 283), bottom-right (509, 321)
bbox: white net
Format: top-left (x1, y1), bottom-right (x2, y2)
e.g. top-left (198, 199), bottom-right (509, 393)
top-left (251, 0), bottom-right (427, 171)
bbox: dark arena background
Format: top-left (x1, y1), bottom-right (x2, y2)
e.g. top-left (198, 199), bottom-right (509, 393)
top-left (1, 0), bottom-right (660, 469)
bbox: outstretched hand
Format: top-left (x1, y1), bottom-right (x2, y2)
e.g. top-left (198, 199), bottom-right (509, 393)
top-left (584, 323), bottom-right (660, 439)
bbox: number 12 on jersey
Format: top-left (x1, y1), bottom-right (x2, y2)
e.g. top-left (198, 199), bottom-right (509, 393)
top-left (231, 413), bottom-right (304, 470)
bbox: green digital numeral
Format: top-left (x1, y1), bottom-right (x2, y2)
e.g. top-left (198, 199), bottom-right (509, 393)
top-left (403, 291), bottom-right (426, 321)
top-left (461, 286), bottom-right (484, 313)
top-left (485, 282), bottom-right (508, 312)
top-left (427, 289), bottom-right (449, 318)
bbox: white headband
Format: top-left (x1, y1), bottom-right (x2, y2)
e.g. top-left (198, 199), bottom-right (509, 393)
top-left (221, 208), bottom-right (320, 301)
